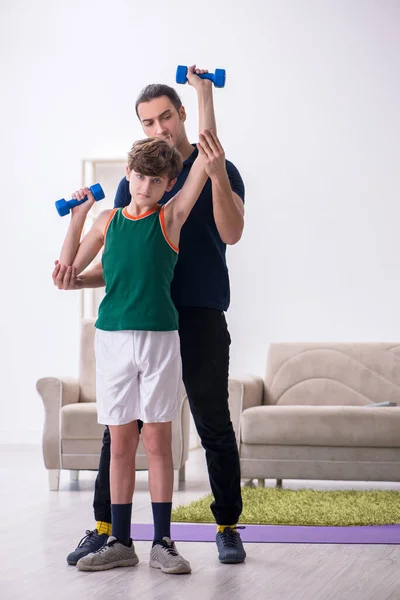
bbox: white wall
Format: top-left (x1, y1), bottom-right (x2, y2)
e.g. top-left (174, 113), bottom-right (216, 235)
top-left (1, 0), bottom-right (399, 443)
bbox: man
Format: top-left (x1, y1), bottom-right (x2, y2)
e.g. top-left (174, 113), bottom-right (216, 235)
top-left (54, 67), bottom-right (246, 565)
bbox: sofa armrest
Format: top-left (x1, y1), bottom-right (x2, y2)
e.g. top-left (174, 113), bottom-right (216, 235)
top-left (171, 382), bottom-right (190, 466)
top-left (36, 377), bottom-right (80, 469)
top-left (178, 390), bottom-right (191, 467)
top-left (228, 375), bottom-right (264, 448)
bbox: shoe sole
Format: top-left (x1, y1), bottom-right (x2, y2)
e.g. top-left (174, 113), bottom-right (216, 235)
top-left (67, 553), bottom-right (104, 566)
top-left (219, 557), bottom-right (246, 564)
top-left (77, 557), bottom-right (139, 571)
top-left (149, 559), bottom-right (191, 574)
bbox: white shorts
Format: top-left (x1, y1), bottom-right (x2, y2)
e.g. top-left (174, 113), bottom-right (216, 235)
top-left (94, 329), bottom-right (182, 426)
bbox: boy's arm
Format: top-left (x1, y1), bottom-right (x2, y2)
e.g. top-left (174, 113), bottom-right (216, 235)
top-left (65, 210), bottom-right (109, 275)
top-left (52, 261), bottom-right (105, 290)
top-left (53, 180), bottom-right (129, 290)
top-left (163, 66), bottom-right (215, 229)
top-left (191, 66), bottom-right (217, 134)
top-left (191, 66), bottom-right (244, 246)
top-left (57, 186), bottom-right (111, 276)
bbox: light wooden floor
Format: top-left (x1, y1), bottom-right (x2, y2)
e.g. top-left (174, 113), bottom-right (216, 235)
top-left (1, 445), bottom-right (400, 600)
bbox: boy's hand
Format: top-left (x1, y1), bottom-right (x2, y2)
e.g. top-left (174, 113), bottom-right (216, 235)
top-left (70, 187), bottom-right (96, 215)
top-left (186, 64), bottom-right (212, 92)
top-left (52, 260), bottom-right (83, 290)
top-left (197, 130), bottom-right (226, 179)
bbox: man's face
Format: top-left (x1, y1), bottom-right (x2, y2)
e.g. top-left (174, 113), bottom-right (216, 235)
top-left (137, 96), bottom-right (186, 148)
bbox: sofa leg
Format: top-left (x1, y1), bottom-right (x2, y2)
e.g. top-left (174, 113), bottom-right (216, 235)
top-left (48, 469), bottom-right (60, 491)
top-left (257, 478), bottom-right (265, 488)
top-left (276, 478), bottom-right (282, 488)
top-left (70, 470), bottom-right (79, 482)
top-left (173, 470), bottom-right (180, 492)
top-left (178, 464), bottom-right (186, 482)
top-left (243, 479), bottom-right (255, 487)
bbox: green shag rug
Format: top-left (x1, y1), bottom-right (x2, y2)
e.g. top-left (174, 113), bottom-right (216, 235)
top-left (171, 487), bottom-right (400, 526)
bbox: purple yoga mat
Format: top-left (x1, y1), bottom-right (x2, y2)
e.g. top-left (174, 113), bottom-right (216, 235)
top-left (131, 523), bottom-right (400, 544)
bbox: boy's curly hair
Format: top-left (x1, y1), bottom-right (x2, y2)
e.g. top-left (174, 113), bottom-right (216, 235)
top-left (127, 138), bottom-right (182, 182)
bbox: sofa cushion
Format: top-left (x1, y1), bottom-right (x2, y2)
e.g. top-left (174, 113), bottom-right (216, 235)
top-left (241, 405), bottom-right (400, 447)
top-left (61, 403), bottom-right (105, 439)
top-left (265, 344), bottom-right (400, 406)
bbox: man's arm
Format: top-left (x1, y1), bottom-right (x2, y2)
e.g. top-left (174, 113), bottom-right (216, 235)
top-left (114, 176), bottom-right (131, 208)
top-left (211, 166), bottom-right (245, 246)
top-left (195, 130), bottom-right (245, 245)
top-left (79, 262), bottom-right (105, 287)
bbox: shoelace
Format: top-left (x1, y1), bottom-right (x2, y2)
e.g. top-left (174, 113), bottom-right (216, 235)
top-left (94, 539), bottom-right (117, 555)
top-left (161, 541), bottom-right (179, 556)
top-left (219, 526), bottom-right (245, 548)
top-left (77, 529), bottom-right (97, 549)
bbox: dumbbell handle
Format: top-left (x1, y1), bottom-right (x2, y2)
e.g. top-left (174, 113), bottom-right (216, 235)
top-left (68, 196), bottom-right (92, 209)
top-left (194, 73), bottom-right (215, 82)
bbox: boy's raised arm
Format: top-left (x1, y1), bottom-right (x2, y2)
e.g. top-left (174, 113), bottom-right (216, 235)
top-left (164, 66), bottom-right (218, 227)
top-left (187, 65), bottom-right (217, 134)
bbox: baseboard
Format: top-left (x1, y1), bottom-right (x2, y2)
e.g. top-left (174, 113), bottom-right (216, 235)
top-left (0, 429), bottom-right (42, 444)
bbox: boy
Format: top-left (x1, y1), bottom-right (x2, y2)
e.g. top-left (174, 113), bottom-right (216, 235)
top-left (57, 73), bottom-right (220, 574)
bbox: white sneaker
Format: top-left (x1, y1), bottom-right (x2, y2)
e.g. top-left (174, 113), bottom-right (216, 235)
top-left (149, 537), bottom-right (191, 574)
top-left (77, 536), bottom-right (139, 571)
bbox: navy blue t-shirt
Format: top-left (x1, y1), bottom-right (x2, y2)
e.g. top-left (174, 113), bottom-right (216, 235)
top-left (114, 145), bottom-right (245, 311)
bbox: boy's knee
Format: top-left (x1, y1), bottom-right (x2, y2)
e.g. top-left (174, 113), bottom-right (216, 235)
top-left (111, 434), bottom-right (139, 461)
top-left (142, 425), bottom-right (172, 457)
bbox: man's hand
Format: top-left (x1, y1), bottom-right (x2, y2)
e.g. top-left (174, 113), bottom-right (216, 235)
top-left (198, 130), bottom-right (244, 245)
top-left (197, 130), bottom-right (226, 179)
top-left (52, 260), bottom-right (83, 290)
top-left (186, 64), bottom-right (213, 92)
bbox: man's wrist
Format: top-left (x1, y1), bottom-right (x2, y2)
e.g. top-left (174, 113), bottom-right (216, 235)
top-left (210, 167), bottom-right (229, 186)
top-left (79, 266), bottom-right (104, 289)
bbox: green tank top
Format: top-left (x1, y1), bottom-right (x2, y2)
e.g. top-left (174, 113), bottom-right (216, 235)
top-left (95, 206), bottom-right (179, 331)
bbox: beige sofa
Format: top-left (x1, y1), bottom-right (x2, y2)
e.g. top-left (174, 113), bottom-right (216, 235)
top-left (36, 319), bottom-right (190, 491)
top-left (229, 343), bottom-right (400, 486)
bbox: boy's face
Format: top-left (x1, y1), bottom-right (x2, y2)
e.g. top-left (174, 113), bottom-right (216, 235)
top-left (126, 167), bottom-right (176, 208)
top-left (137, 96), bottom-right (186, 149)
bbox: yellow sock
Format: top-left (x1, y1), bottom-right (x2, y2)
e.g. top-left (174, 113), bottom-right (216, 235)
top-left (96, 521), bottom-right (112, 536)
top-left (217, 524), bottom-right (237, 533)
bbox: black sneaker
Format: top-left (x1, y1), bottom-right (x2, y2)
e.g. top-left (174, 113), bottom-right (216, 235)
top-left (216, 527), bottom-right (246, 564)
top-left (66, 529), bottom-right (108, 565)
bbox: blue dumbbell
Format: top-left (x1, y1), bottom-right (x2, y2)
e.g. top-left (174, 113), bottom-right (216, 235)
top-left (176, 65), bottom-right (226, 88)
top-left (55, 183), bottom-right (105, 216)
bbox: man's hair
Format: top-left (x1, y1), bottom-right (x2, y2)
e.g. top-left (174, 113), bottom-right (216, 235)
top-left (127, 138), bottom-right (182, 182)
top-left (135, 84), bottom-right (182, 117)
